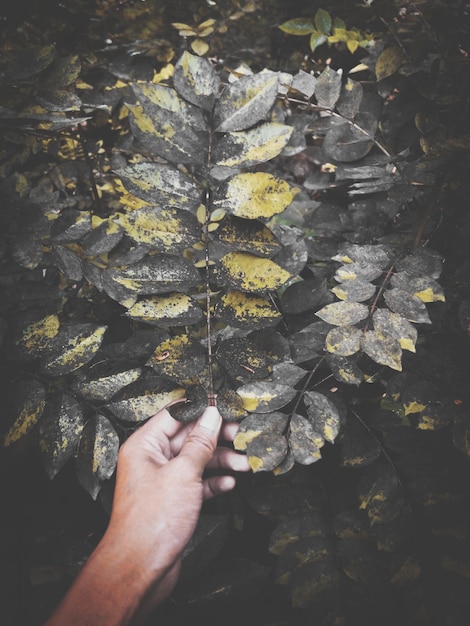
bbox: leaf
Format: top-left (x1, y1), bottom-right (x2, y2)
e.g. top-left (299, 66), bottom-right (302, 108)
top-left (383, 289), bottom-right (431, 324)
top-left (214, 290), bottom-right (281, 329)
top-left (279, 18), bottom-right (316, 36)
top-left (127, 84), bottom-right (207, 165)
top-left (5, 44), bottom-right (55, 80)
top-left (216, 215), bottom-right (281, 257)
top-left (114, 206), bottom-right (199, 251)
top-left (73, 366), bottom-right (142, 403)
top-left (361, 329), bottom-right (402, 371)
top-left (331, 279), bottom-right (376, 302)
top-left (40, 323), bottom-right (107, 376)
top-left (334, 263), bottom-right (384, 282)
top-left (309, 32), bottom-right (328, 52)
top-left (336, 79), bottom-right (364, 119)
top-left (216, 336), bottom-right (273, 380)
top-left (303, 391), bottom-right (341, 443)
top-left (38, 393), bottom-right (84, 479)
top-left (76, 415), bottom-right (119, 500)
top-left (106, 375), bottom-right (185, 422)
top-left (372, 309), bottom-right (417, 353)
top-left (390, 272), bottom-right (445, 303)
top-left (271, 362), bottom-right (307, 386)
top-left (314, 8), bottom-right (332, 34)
top-left (314, 66), bottom-right (342, 109)
top-left (219, 252), bottom-right (292, 292)
top-left (169, 385), bottom-right (208, 423)
top-left (190, 38), bottom-right (209, 56)
top-left (3, 380), bottom-right (46, 447)
top-left (358, 463), bottom-right (404, 524)
top-left (102, 254), bottom-right (200, 303)
top-left (375, 47), bottom-right (405, 81)
top-left (333, 243), bottom-right (391, 267)
top-left (394, 248), bottom-right (443, 280)
top-left (322, 113), bottom-right (377, 162)
top-left (13, 312), bottom-right (60, 359)
top-left (212, 122), bottom-right (293, 172)
top-left (115, 162), bottom-right (200, 210)
top-left (234, 412), bottom-right (289, 472)
top-left (316, 301), bottom-right (369, 326)
top-left (126, 293), bottom-right (203, 326)
top-left (327, 354), bottom-right (364, 386)
top-left (214, 387), bottom-right (247, 422)
top-left (214, 72), bottom-right (279, 132)
top-left (82, 220), bottom-right (123, 256)
top-left (237, 382), bottom-right (296, 413)
top-left (173, 51), bottom-right (220, 111)
top-left (288, 414), bottom-right (324, 465)
top-left (213, 172), bottom-right (298, 220)
top-left (146, 334), bottom-right (207, 380)
top-left (51, 209), bottom-right (92, 243)
top-left (52, 244), bottom-right (83, 282)
top-left (325, 325), bottom-right (362, 356)
top-left (339, 417), bottom-right (381, 468)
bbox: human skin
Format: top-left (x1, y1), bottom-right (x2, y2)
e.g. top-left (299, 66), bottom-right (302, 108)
top-left (44, 405), bottom-right (250, 626)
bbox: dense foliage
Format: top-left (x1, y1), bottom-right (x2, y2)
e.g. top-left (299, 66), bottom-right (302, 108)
top-left (1, 1), bottom-right (470, 624)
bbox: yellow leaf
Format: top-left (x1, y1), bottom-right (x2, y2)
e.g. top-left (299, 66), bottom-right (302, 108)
top-left (404, 400), bottom-right (427, 415)
top-left (376, 47), bottom-right (405, 81)
top-left (191, 38), bottom-right (210, 56)
top-left (220, 252), bottom-right (292, 292)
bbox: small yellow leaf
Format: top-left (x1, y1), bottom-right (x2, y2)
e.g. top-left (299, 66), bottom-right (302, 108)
top-left (404, 400), bottom-right (427, 416)
top-left (191, 38), bottom-right (210, 56)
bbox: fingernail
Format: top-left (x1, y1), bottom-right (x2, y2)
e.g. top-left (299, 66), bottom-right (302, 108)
top-left (199, 406), bottom-right (222, 432)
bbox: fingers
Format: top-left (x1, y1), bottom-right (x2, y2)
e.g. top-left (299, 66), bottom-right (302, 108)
top-left (202, 475), bottom-right (237, 500)
top-left (206, 447), bottom-right (251, 472)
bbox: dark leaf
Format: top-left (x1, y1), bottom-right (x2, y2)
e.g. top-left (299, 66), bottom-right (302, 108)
top-left (358, 463), bottom-right (404, 524)
top-left (376, 47), bottom-right (405, 81)
top-left (237, 382), bottom-right (296, 413)
top-left (125, 293), bottom-right (203, 327)
top-left (169, 385), bottom-right (207, 423)
top-left (390, 271), bottom-right (445, 303)
top-left (269, 512), bottom-right (329, 555)
top-left (303, 391), bottom-right (341, 443)
top-left (394, 248), bottom-right (443, 280)
top-left (314, 66), bottom-right (342, 109)
top-left (81, 220), bottom-right (123, 256)
top-left (323, 113), bottom-right (377, 162)
top-left (316, 301), bottom-right (369, 326)
top-left (72, 365), bottom-right (142, 403)
top-left (336, 79), bottom-right (364, 119)
top-left (383, 289), bottom-right (431, 324)
top-left (361, 329), bottom-right (403, 371)
top-left (234, 412), bottom-right (289, 472)
top-left (3, 380), bottom-right (46, 447)
top-left (280, 279), bottom-right (329, 315)
top-left (214, 387), bottom-right (247, 422)
top-left (372, 309), bottom-right (417, 353)
top-left (214, 290), bottom-right (281, 329)
top-left (216, 215), bottom-right (281, 257)
top-left (288, 413), bottom-right (324, 465)
top-left (12, 310), bottom-right (60, 360)
top-left (339, 415), bottom-right (381, 468)
top-left (5, 44), bottom-right (55, 80)
top-left (52, 244), bottom-right (83, 282)
top-left (146, 334), bottom-right (207, 380)
top-left (327, 354), bottom-right (364, 386)
top-left (40, 323), bottom-right (107, 376)
top-left (331, 279), bottom-right (376, 302)
top-left (173, 51), bottom-right (220, 111)
top-left (271, 362), bottom-right (307, 386)
top-left (216, 336), bottom-right (273, 380)
top-left (325, 325), bottom-right (362, 356)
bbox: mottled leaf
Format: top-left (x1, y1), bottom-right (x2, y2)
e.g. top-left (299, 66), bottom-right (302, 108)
top-left (82, 220), bottom-right (123, 256)
top-left (72, 366), bottom-right (142, 403)
top-left (216, 215), bottom-right (281, 257)
top-left (279, 18), bottom-right (316, 36)
top-left (394, 248), bottom-right (443, 280)
top-left (303, 391), bottom-right (341, 443)
top-left (358, 463), bottom-right (404, 524)
top-left (212, 122), bottom-right (293, 172)
top-left (52, 244), bottom-right (83, 282)
top-left (215, 387), bottom-right (247, 422)
top-left (126, 293), bottom-right (203, 327)
top-left (115, 162), bottom-right (201, 210)
top-left (237, 382), bottom-right (296, 413)
top-left (383, 289), bottom-right (431, 324)
top-left (216, 336), bottom-right (273, 380)
top-left (3, 380), bottom-right (46, 447)
top-left (40, 323), bottom-right (107, 376)
top-left (339, 416), bottom-right (381, 468)
top-left (38, 393), bottom-right (85, 478)
top-left (214, 290), bottom-right (281, 329)
top-left (327, 354), bottom-right (364, 386)
top-left (314, 66), bottom-right (342, 109)
top-left (173, 51), bottom-right (220, 111)
top-left (372, 309), bottom-right (417, 353)
top-left (336, 79), bottom-right (364, 119)
top-left (219, 252), bottom-right (292, 292)
top-left (13, 312), bottom-right (60, 359)
top-left (234, 412), bottom-right (289, 471)
top-left (361, 329), bottom-right (402, 371)
top-left (214, 72), bottom-right (279, 132)
top-left (213, 172), bottom-right (298, 220)
top-left (147, 334), bottom-right (206, 380)
top-left (114, 206), bottom-right (199, 251)
top-left (334, 263), bottom-right (384, 283)
top-left (332, 279), bottom-right (376, 302)
top-left (390, 272), bottom-right (445, 303)
top-left (76, 415), bottom-right (119, 500)
top-left (325, 325), bottom-right (362, 356)
top-left (271, 362), bottom-right (307, 387)
top-left (316, 301), bottom-right (369, 326)
top-left (323, 113), bottom-right (377, 162)
top-left (289, 414), bottom-right (324, 465)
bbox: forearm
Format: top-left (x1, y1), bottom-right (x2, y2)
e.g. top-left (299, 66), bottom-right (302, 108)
top-left (44, 532), bottom-right (166, 626)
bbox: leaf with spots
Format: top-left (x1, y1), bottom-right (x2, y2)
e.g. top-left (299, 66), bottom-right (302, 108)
top-left (214, 291), bottom-right (281, 329)
top-left (237, 382), bottom-right (296, 413)
top-left (372, 309), bottom-right (417, 353)
top-left (233, 412), bottom-right (289, 472)
top-left (383, 289), bottom-right (431, 324)
top-left (146, 334), bottom-right (207, 380)
top-left (216, 215), bottom-right (281, 257)
top-left (126, 293), bottom-right (203, 327)
top-left (288, 414), bottom-right (324, 465)
top-left (3, 380), bottom-right (46, 447)
top-left (303, 391), bottom-right (341, 443)
top-left (331, 279), bottom-right (376, 303)
top-left (173, 51), bottom-right (220, 111)
top-left (325, 325), bottom-right (362, 356)
top-left (40, 323), bottom-right (107, 376)
top-left (361, 329), bottom-right (402, 371)
top-left (316, 301), bottom-right (369, 326)
top-left (219, 252), bottom-right (292, 293)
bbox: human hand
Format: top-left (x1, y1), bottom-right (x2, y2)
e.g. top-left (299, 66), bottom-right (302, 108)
top-left (45, 405), bottom-right (250, 626)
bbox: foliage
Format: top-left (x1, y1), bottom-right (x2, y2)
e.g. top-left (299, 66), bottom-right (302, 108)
top-left (1, 0), bottom-right (470, 624)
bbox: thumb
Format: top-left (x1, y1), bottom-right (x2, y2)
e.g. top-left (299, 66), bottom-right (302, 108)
top-left (179, 406), bottom-right (222, 471)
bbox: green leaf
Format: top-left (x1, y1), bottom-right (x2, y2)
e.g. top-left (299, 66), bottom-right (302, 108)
top-left (288, 414), bottom-right (324, 465)
top-left (215, 291), bottom-right (281, 329)
top-left (325, 325), bottom-right (362, 356)
top-left (115, 163), bottom-right (201, 210)
top-left (375, 47), bottom-right (405, 81)
top-left (146, 335), bottom-right (207, 380)
top-left (237, 382), bottom-right (296, 413)
top-left (361, 329), bottom-right (402, 371)
top-left (303, 391), bottom-right (341, 443)
top-left (173, 51), bottom-right (221, 111)
top-left (372, 309), bottom-right (417, 353)
top-left (212, 122), bottom-right (293, 172)
top-left (38, 393), bottom-right (84, 479)
top-left (314, 66), bottom-right (342, 109)
top-left (219, 252), bottom-right (292, 292)
top-left (40, 323), bottom-right (107, 376)
top-left (106, 375), bottom-right (185, 422)
top-left (234, 412), bottom-right (289, 472)
top-left (279, 18), bottom-right (316, 36)
top-left (76, 415), bottom-right (119, 500)
top-left (213, 172), bottom-right (298, 219)
top-left (214, 72), bottom-right (279, 132)
top-left (216, 215), bottom-right (281, 257)
top-left (316, 301), bottom-right (369, 326)
top-left (126, 293), bottom-right (203, 327)
top-left (314, 9), bottom-right (332, 34)
top-left (114, 206), bottom-right (199, 251)
top-left (3, 380), bottom-right (46, 447)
